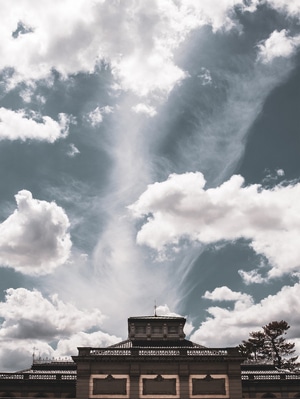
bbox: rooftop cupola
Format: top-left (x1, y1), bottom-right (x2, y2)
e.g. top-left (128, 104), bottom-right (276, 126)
top-left (128, 315), bottom-right (186, 343)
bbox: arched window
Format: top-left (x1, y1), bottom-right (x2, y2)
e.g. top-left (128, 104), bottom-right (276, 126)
top-left (262, 393), bottom-right (276, 398)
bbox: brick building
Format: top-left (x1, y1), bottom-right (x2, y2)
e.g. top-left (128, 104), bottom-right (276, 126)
top-left (0, 314), bottom-right (299, 398)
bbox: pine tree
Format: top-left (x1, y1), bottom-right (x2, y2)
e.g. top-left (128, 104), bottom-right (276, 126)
top-left (238, 331), bottom-right (266, 361)
top-left (239, 320), bottom-right (298, 370)
top-left (262, 321), bottom-right (297, 369)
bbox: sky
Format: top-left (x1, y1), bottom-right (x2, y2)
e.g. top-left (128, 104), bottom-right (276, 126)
top-left (0, 0), bottom-right (300, 372)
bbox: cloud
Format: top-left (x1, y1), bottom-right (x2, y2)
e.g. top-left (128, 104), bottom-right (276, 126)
top-left (257, 29), bottom-right (300, 63)
top-left (265, 0), bottom-right (300, 17)
top-left (277, 169), bottom-right (285, 177)
top-left (86, 105), bottom-right (114, 127)
top-left (56, 331), bottom-right (120, 356)
top-left (91, 216), bottom-right (176, 333)
top-left (156, 304), bottom-right (179, 317)
top-left (129, 172), bottom-right (300, 279)
top-left (0, 288), bottom-right (105, 339)
top-left (156, 304), bottom-right (194, 336)
top-left (131, 103), bottom-right (157, 117)
top-left (203, 286), bottom-right (253, 307)
top-left (0, 190), bottom-right (71, 275)
top-left (67, 143), bottom-right (80, 157)
top-left (0, 108), bottom-right (72, 142)
top-left (197, 67), bottom-right (212, 86)
top-left (0, 331), bottom-right (120, 372)
top-left (0, 340), bottom-right (54, 372)
top-left (0, 0), bottom-right (256, 98)
top-left (238, 269), bottom-right (269, 285)
top-left (0, 288), bottom-right (120, 371)
top-left (191, 282), bottom-right (300, 347)
top-left (12, 21), bottom-right (34, 39)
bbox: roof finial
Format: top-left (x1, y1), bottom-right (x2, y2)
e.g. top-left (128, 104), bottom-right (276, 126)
top-left (32, 346), bottom-right (36, 364)
top-left (154, 300), bottom-right (157, 317)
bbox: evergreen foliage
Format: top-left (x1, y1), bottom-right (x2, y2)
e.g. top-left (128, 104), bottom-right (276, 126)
top-left (238, 321), bottom-right (298, 370)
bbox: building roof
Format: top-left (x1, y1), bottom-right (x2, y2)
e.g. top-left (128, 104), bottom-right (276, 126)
top-left (128, 315), bottom-right (186, 320)
top-left (108, 339), bottom-right (206, 348)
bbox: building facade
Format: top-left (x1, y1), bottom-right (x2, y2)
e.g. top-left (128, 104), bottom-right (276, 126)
top-left (0, 315), bottom-right (299, 398)
top-left (241, 364), bottom-right (300, 399)
top-left (73, 315), bottom-right (244, 399)
top-left (0, 360), bottom-right (76, 398)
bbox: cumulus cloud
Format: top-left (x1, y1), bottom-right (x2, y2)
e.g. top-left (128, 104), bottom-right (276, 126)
top-left (238, 269), bottom-right (269, 285)
top-left (257, 29), bottom-right (300, 63)
top-left (191, 282), bottom-right (300, 347)
top-left (203, 286), bottom-right (253, 307)
top-left (0, 288), bottom-right (120, 371)
top-left (156, 304), bottom-right (184, 318)
top-left (129, 172), bottom-right (300, 279)
top-left (156, 304), bottom-right (194, 336)
top-left (3, 0), bottom-right (300, 100)
top-left (0, 288), bottom-right (105, 339)
top-left (0, 330), bottom-right (120, 372)
top-left (0, 108), bottom-right (72, 142)
top-left (0, 340), bottom-right (55, 372)
top-left (0, 0), bottom-right (257, 98)
top-left (131, 103), bottom-right (157, 117)
top-left (265, 0), bottom-right (300, 17)
top-left (0, 190), bottom-right (71, 275)
top-left (56, 331), bottom-right (120, 356)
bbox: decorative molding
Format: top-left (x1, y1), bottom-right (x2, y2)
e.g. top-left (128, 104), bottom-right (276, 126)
top-left (89, 374), bottom-right (130, 398)
top-left (189, 374), bottom-right (229, 398)
top-left (139, 374), bottom-right (180, 398)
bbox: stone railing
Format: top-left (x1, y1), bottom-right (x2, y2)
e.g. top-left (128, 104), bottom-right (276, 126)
top-left (0, 373), bottom-right (76, 380)
top-left (81, 347), bottom-right (231, 357)
top-left (33, 357), bottom-right (73, 364)
top-left (242, 372), bottom-right (300, 381)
